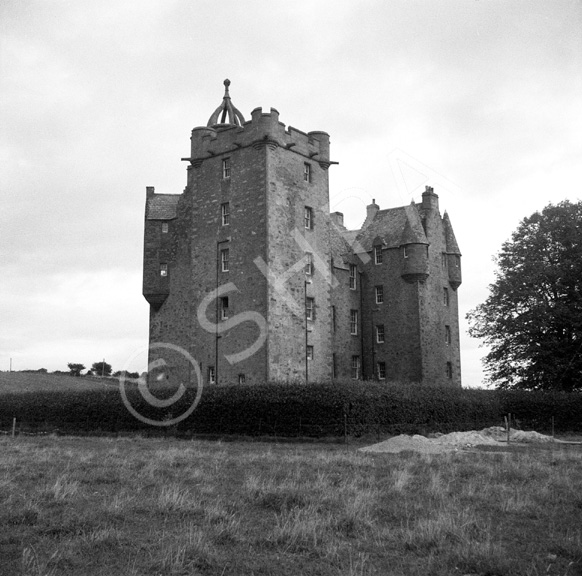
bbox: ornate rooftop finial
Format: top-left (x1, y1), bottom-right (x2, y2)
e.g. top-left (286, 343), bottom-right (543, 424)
top-left (207, 79), bottom-right (245, 128)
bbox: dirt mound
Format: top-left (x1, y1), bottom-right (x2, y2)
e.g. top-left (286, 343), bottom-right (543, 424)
top-left (359, 427), bottom-right (557, 454)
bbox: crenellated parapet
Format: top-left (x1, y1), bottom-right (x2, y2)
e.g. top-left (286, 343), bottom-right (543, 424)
top-left (185, 96), bottom-right (332, 170)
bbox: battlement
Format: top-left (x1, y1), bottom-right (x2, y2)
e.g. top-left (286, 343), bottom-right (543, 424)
top-left (188, 107), bottom-right (331, 168)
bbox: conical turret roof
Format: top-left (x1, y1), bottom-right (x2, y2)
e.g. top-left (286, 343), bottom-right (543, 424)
top-left (443, 211), bottom-right (461, 255)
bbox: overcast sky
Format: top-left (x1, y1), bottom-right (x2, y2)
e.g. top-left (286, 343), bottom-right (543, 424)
top-left (1, 0), bottom-right (581, 386)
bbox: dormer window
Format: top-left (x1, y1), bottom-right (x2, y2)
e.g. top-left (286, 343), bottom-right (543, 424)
top-left (374, 245), bottom-right (383, 265)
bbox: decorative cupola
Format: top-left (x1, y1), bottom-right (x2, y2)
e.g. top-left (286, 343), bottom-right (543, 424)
top-left (400, 204), bottom-right (429, 283)
top-left (443, 211), bottom-right (462, 289)
top-left (207, 79), bottom-right (246, 129)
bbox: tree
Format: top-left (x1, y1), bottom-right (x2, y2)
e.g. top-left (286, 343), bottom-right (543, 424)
top-left (67, 363), bottom-right (85, 377)
top-left (467, 200), bottom-right (582, 391)
top-left (91, 361), bottom-right (112, 377)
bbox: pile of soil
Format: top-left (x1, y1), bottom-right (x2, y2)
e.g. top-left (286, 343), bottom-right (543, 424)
top-left (359, 428), bottom-right (557, 454)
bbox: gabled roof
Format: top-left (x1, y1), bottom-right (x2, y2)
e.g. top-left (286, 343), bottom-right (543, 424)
top-left (355, 204), bottom-right (427, 252)
top-left (146, 194), bottom-right (181, 220)
top-left (329, 225), bottom-right (357, 269)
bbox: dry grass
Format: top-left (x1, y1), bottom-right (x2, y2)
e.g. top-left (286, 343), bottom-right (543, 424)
top-left (1, 436), bottom-right (581, 575)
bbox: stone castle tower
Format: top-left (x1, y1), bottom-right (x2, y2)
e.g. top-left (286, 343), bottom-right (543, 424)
top-left (143, 80), bottom-right (462, 387)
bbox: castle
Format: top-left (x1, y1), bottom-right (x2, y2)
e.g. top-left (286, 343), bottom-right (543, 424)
top-left (143, 80), bottom-right (462, 387)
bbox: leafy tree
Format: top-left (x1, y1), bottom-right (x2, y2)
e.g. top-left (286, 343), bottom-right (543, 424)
top-left (467, 200), bottom-right (582, 391)
top-left (67, 363), bottom-right (85, 377)
top-left (91, 361), bottom-right (112, 377)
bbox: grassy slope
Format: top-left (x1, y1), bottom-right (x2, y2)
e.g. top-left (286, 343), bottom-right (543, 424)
top-left (1, 436), bottom-right (581, 576)
top-left (0, 372), bottom-right (121, 394)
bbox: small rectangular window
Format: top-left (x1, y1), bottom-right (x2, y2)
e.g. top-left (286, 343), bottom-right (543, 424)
top-left (375, 285), bottom-right (384, 304)
top-left (403, 246), bottom-right (408, 259)
top-left (303, 163), bottom-right (311, 182)
top-left (305, 252), bottom-right (313, 276)
top-left (220, 296), bottom-right (229, 320)
top-left (350, 309), bottom-right (358, 335)
top-left (376, 325), bottom-right (385, 344)
top-left (445, 325), bottom-right (451, 345)
top-left (455, 255), bottom-right (460, 268)
top-left (349, 264), bottom-right (357, 290)
top-left (332, 306), bottom-right (336, 332)
top-left (304, 206), bottom-right (313, 230)
top-left (378, 361), bottom-right (386, 380)
top-left (332, 353), bottom-right (337, 379)
top-left (221, 202), bottom-right (230, 226)
top-left (222, 158), bottom-right (231, 179)
top-left (208, 366), bottom-right (215, 384)
top-left (351, 355), bottom-right (360, 380)
top-left (221, 248), bottom-right (229, 272)
top-left (238, 373), bottom-right (246, 384)
top-left (306, 297), bottom-right (315, 321)
top-left (306, 345), bottom-right (314, 360)
top-left (446, 362), bottom-right (453, 379)
top-left (443, 287), bottom-right (449, 306)
top-left (441, 253), bottom-right (447, 269)
top-left (162, 222), bottom-right (169, 234)
top-left (160, 263), bottom-right (168, 277)
top-left (374, 246), bottom-right (383, 265)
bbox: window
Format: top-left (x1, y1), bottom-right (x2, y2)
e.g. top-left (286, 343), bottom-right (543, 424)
top-left (306, 345), bottom-right (314, 361)
top-left (162, 222), bottom-right (169, 234)
top-left (221, 202), bottom-right (230, 226)
top-left (403, 246), bottom-right (408, 258)
top-left (306, 297), bottom-right (315, 321)
top-left (454, 255), bottom-right (460, 268)
top-left (238, 373), bottom-right (246, 384)
top-left (221, 248), bottom-right (229, 272)
top-left (303, 163), bottom-right (311, 182)
top-left (441, 253), bottom-right (447, 269)
top-left (208, 366), bottom-right (215, 384)
top-left (446, 362), bottom-right (453, 379)
top-left (305, 252), bottom-right (313, 276)
top-left (332, 306), bottom-right (336, 332)
top-left (375, 285), bottom-right (384, 304)
top-left (445, 325), bottom-right (451, 345)
top-left (222, 158), bottom-right (231, 179)
top-left (304, 206), bottom-right (313, 230)
top-left (376, 325), bottom-right (385, 344)
top-left (349, 264), bottom-right (357, 289)
top-left (377, 361), bottom-right (386, 380)
top-left (351, 356), bottom-right (361, 380)
top-left (220, 296), bottom-right (229, 320)
top-left (332, 353), bottom-right (337, 379)
top-left (374, 245), bottom-right (383, 265)
top-left (443, 287), bottom-right (449, 306)
top-left (350, 309), bottom-right (358, 335)
top-left (160, 263), bottom-right (168, 277)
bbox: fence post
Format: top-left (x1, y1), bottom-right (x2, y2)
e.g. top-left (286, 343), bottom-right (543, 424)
top-left (344, 412), bottom-right (348, 446)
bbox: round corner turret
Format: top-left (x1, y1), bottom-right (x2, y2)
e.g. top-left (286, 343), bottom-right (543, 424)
top-left (401, 243), bottom-right (429, 284)
top-left (447, 253), bottom-right (462, 289)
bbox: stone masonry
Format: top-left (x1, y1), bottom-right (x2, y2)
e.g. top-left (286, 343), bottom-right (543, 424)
top-left (143, 80), bottom-right (462, 387)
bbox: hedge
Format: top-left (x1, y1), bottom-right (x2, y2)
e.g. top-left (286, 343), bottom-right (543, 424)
top-left (1, 381), bottom-right (580, 438)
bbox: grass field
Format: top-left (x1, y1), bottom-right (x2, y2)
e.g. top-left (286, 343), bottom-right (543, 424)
top-left (1, 435), bottom-right (581, 576)
top-left (0, 371), bottom-right (120, 395)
